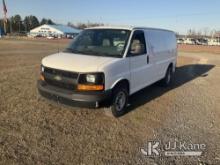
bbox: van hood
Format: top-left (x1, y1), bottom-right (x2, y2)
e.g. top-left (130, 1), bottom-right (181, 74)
top-left (42, 52), bottom-right (117, 72)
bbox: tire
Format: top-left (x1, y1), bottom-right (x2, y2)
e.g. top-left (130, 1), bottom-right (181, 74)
top-left (110, 84), bottom-right (129, 117)
top-left (159, 66), bottom-right (173, 87)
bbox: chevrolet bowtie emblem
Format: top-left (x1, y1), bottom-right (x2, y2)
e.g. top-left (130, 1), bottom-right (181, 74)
top-left (54, 75), bottom-right (62, 81)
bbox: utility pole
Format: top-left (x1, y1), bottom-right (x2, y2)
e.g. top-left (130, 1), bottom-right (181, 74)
top-left (2, 0), bottom-right (8, 34)
top-left (10, 17), bottom-right (12, 33)
top-left (4, 19), bottom-right (7, 34)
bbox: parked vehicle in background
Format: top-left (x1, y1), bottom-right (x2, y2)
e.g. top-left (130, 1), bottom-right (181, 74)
top-left (66, 34), bottom-right (74, 39)
top-left (208, 38), bottom-right (220, 46)
top-left (177, 38), bottom-right (184, 44)
top-left (196, 38), bottom-right (208, 45)
top-left (38, 26), bottom-right (177, 117)
top-left (47, 36), bottom-right (55, 40)
top-left (184, 38), bottom-right (196, 45)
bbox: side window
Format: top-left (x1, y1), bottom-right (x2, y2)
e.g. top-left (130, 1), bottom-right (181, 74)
top-left (128, 30), bottom-right (147, 56)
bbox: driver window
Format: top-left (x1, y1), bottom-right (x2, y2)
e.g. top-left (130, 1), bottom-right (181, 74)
top-left (129, 31), bottom-right (146, 56)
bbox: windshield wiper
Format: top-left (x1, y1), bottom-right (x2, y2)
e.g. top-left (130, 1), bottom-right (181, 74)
top-left (64, 49), bottom-right (121, 57)
top-left (64, 48), bottom-right (85, 54)
top-left (80, 50), bottom-right (120, 57)
top-left (63, 48), bottom-right (74, 53)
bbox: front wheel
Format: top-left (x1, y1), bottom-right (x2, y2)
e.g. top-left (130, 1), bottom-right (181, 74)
top-left (110, 85), bottom-right (128, 117)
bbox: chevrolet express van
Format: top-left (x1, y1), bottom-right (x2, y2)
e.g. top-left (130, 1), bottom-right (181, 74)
top-left (38, 26), bottom-right (177, 117)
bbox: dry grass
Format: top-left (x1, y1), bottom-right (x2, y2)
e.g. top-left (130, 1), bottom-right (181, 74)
top-left (0, 38), bottom-right (220, 164)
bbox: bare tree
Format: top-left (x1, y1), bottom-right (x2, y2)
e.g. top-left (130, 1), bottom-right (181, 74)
top-left (202, 27), bottom-right (210, 37)
top-left (67, 22), bottom-right (105, 29)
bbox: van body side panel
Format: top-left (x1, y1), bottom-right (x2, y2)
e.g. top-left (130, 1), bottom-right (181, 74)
top-left (145, 30), bottom-right (177, 81)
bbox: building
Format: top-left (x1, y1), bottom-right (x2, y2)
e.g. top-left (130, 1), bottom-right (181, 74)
top-left (29, 24), bottom-right (81, 38)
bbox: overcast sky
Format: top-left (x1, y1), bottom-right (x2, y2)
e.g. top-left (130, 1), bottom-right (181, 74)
top-left (1, 0), bottom-right (220, 34)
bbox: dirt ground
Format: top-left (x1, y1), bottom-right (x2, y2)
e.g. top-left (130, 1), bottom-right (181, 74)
top-left (178, 44), bottom-right (220, 54)
top-left (0, 39), bottom-right (220, 165)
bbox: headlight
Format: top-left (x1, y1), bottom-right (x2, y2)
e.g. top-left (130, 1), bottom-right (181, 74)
top-left (78, 73), bottom-right (105, 91)
top-left (41, 65), bottom-right (44, 72)
top-left (86, 74), bottom-right (96, 83)
top-left (78, 73), bottom-right (104, 84)
top-left (40, 65), bottom-right (45, 81)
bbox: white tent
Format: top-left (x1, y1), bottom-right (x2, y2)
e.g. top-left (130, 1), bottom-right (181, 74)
top-left (29, 24), bottom-right (81, 38)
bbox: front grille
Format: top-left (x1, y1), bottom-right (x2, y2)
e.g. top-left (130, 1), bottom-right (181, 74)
top-left (43, 67), bottom-right (79, 91)
top-left (44, 67), bottom-right (78, 79)
top-left (45, 78), bottom-right (75, 90)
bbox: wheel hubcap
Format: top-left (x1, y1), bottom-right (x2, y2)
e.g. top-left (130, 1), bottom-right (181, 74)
top-left (115, 91), bottom-right (126, 111)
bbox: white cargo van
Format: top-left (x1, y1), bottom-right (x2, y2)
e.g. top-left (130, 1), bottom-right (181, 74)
top-left (38, 27), bottom-right (177, 117)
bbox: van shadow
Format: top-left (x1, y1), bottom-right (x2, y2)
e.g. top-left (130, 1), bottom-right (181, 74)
top-left (125, 64), bottom-right (215, 115)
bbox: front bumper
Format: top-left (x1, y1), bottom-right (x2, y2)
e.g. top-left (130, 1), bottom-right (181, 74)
top-left (37, 80), bottom-right (112, 108)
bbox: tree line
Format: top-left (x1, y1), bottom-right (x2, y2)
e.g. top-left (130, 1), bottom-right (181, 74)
top-left (0, 14), bottom-right (55, 34)
top-left (177, 28), bottom-right (220, 38)
top-left (67, 22), bottom-right (104, 30)
top-left (0, 14), bottom-right (106, 34)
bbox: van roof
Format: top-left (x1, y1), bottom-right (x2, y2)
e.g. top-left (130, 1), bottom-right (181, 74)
top-left (86, 26), bottom-right (174, 33)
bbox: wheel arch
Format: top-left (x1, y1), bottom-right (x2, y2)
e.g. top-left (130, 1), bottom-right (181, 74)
top-left (111, 78), bottom-right (130, 94)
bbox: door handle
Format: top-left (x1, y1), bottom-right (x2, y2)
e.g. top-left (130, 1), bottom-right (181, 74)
top-left (147, 55), bottom-right (149, 64)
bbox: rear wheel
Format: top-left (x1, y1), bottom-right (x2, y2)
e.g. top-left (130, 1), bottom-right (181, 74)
top-left (110, 84), bottom-right (128, 117)
top-left (159, 66), bottom-right (173, 87)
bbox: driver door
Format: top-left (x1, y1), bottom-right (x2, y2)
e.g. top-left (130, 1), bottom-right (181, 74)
top-left (128, 30), bottom-right (154, 94)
